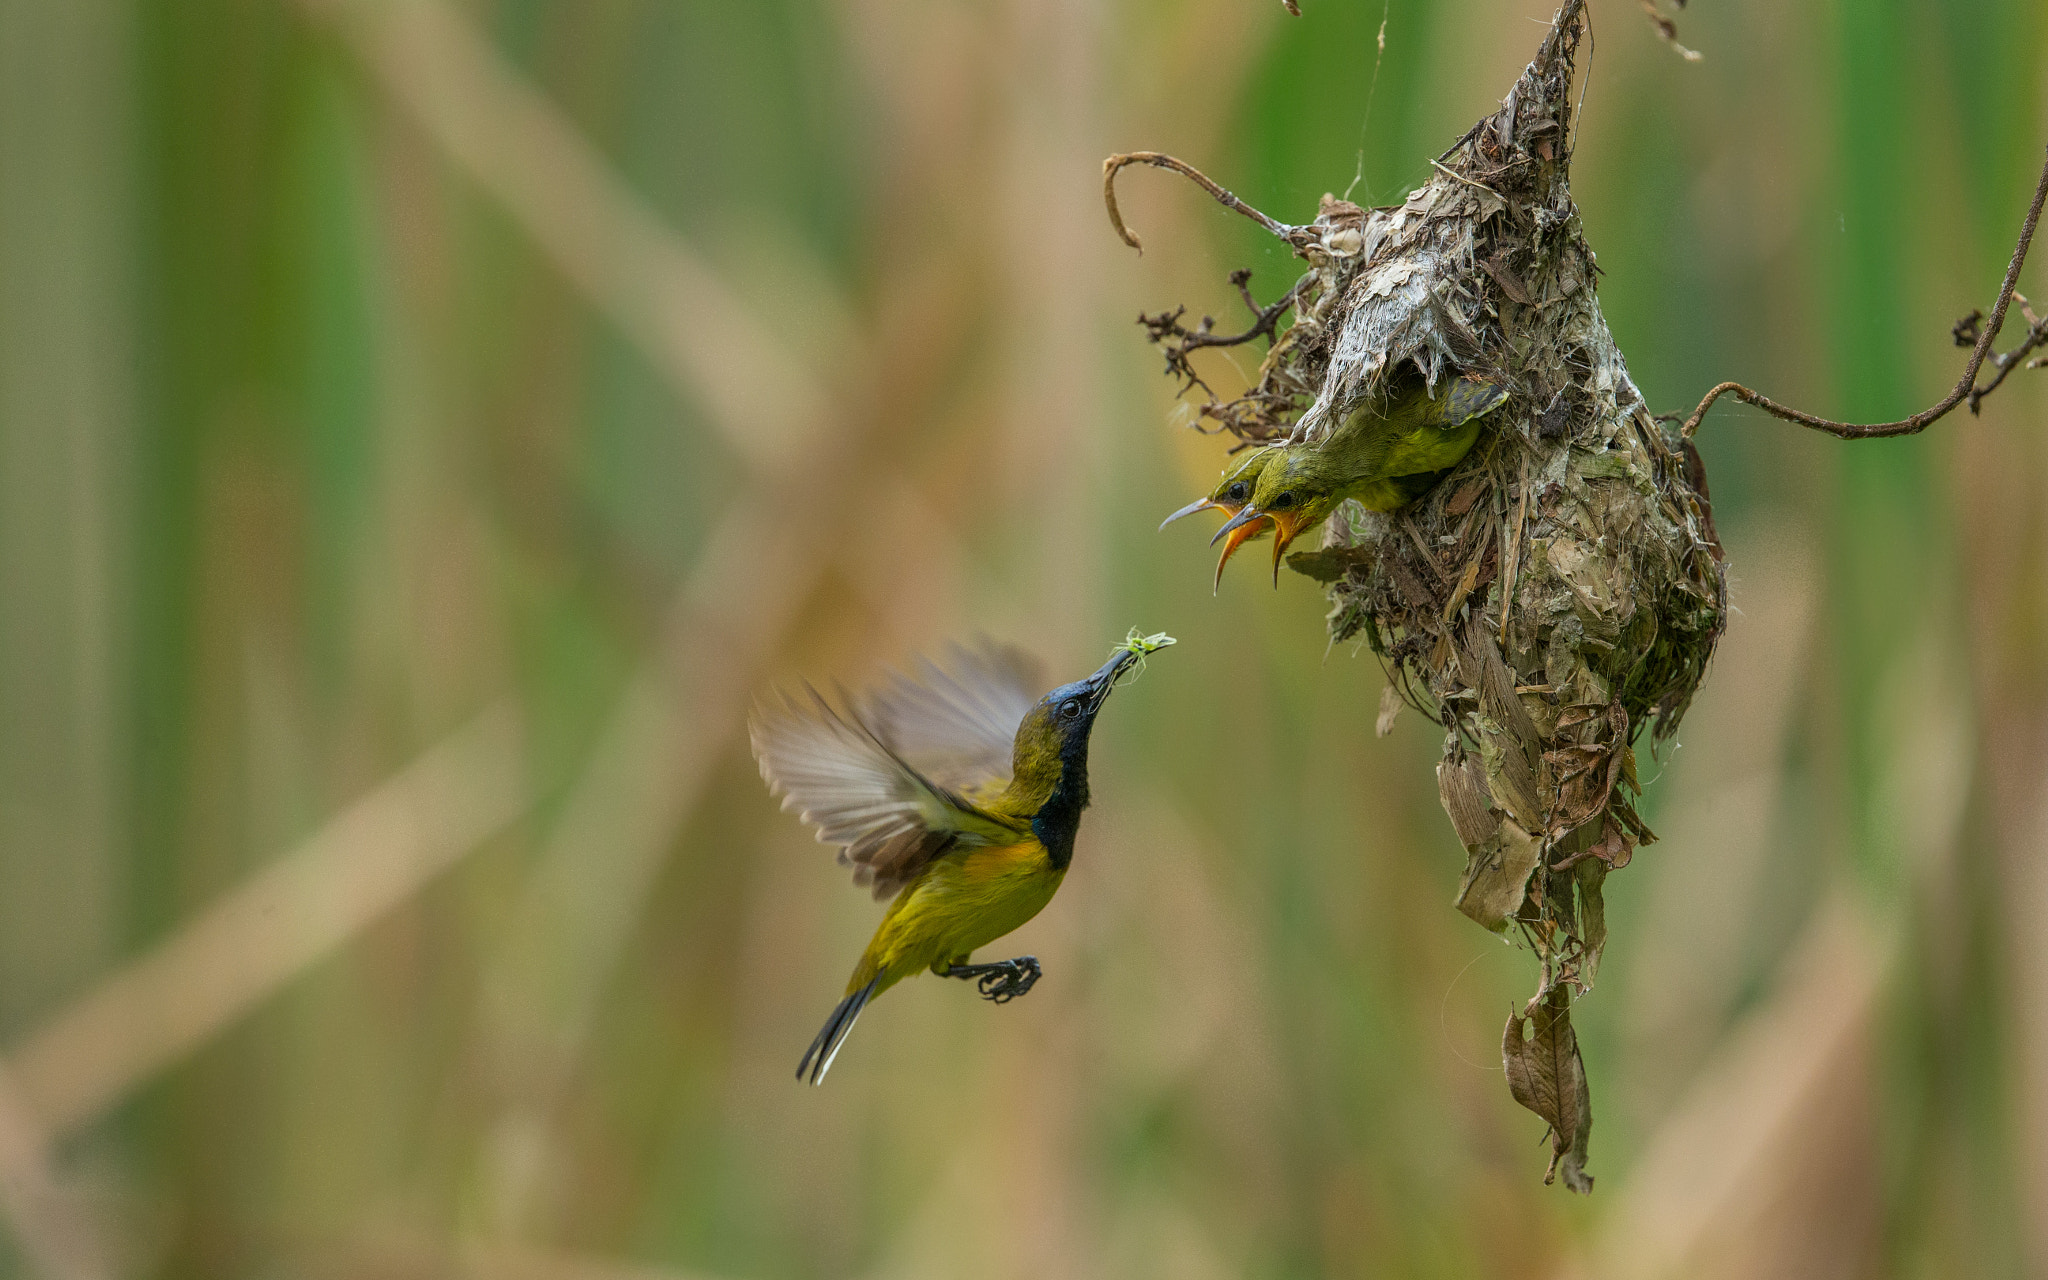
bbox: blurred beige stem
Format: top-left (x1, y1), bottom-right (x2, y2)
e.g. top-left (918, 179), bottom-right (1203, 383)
top-left (1578, 644), bottom-right (1970, 1277)
top-left (457, 1242), bottom-right (739, 1280)
top-left (0, 1063), bottom-right (110, 1280)
top-left (5, 707), bottom-right (526, 1138)
top-left (300, 0), bottom-right (825, 474)
top-left (1582, 896), bottom-right (1891, 1279)
top-left (2016, 774), bottom-right (2048, 1272)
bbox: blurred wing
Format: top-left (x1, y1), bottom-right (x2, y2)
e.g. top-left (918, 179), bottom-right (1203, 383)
top-left (863, 639), bottom-right (1043, 793)
top-left (751, 686), bottom-right (1022, 900)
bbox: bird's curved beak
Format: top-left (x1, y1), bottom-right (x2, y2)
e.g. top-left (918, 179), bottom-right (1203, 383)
top-left (1209, 505), bottom-right (1263, 548)
top-left (1210, 507), bottom-right (1271, 592)
top-left (1082, 649), bottom-right (1137, 703)
top-left (1267, 511), bottom-right (1308, 587)
top-left (1158, 497), bottom-right (1216, 531)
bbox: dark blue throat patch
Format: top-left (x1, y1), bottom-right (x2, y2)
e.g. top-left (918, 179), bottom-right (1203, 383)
top-left (1030, 723), bottom-right (1094, 870)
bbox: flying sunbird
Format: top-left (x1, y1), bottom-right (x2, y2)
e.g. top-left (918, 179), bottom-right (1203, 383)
top-left (1159, 449), bottom-right (1280, 592)
top-left (1213, 374), bottom-right (1509, 584)
top-left (752, 633), bottom-right (1174, 1084)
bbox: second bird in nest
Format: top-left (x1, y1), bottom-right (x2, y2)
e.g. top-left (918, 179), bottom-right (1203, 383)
top-left (1183, 373), bottom-right (1508, 585)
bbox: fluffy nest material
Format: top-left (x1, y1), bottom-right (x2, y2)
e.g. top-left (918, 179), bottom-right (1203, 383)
top-left (1111, 0), bottom-right (1726, 1193)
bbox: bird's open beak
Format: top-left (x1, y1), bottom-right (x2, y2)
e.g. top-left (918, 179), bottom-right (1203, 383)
top-left (1210, 507), bottom-right (1272, 591)
top-left (1158, 497), bottom-right (1216, 531)
top-left (1082, 649), bottom-right (1137, 703)
top-left (1209, 505), bottom-right (1263, 548)
top-left (1267, 512), bottom-right (1308, 587)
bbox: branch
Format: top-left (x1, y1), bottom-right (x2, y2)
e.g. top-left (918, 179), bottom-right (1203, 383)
top-left (1141, 270), bottom-right (1307, 373)
top-left (1102, 151), bottom-right (1308, 255)
top-left (1683, 143), bottom-right (2048, 440)
top-left (1136, 270), bottom-right (1312, 438)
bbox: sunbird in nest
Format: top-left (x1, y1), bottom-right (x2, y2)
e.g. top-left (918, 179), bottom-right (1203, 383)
top-left (752, 632), bottom-right (1174, 1084)
top-left (1213, 374), bottom-right (1510, 584)
top-left (1160, 450), bottom-right (1279, 592)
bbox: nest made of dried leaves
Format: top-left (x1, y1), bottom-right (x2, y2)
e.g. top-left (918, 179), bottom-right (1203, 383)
top-left (1118, 0), bottom-right (1726, 1193)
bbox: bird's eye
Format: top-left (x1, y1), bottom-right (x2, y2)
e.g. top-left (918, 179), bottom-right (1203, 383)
top-left (1226, 482), bottom-right (1247, 501)
top-left (1272, 491), bottom-right (1297, 509)
top-left (1060, 699), bottom-right (1083, 719)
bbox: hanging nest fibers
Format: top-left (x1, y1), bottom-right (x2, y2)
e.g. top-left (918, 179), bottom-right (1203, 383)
top-left (1106, 0), bottom-right (1726, 1193)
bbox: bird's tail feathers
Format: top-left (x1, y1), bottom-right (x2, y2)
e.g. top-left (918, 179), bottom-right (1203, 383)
top-left (797, 977), bottom-right (880, 1086)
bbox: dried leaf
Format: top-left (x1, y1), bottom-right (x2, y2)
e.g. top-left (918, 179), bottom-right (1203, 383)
top-left (1437, 751), bottom-right (1498, 847)
top-left (1574, 860), bottom-right (1607, 987)
top-left (1482, 253), bottom-right (1536, 306)
top-left (1502, 986), bottom-right (1594, 1193)
top-left (1286, 546), bottom-right (1373, 585)
top-left (1454, 817), bottom-right (1541, 930)
top-left (1444, 478), bottom-right (1488, 517)
top-left (1377, 682), bottom-right (1404, 738)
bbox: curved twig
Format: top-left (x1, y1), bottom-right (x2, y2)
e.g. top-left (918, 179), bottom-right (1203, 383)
top-left (1684, 143), bottom-right (2048, 440)
top-left (1102, 151), bottom-right (1307, 255)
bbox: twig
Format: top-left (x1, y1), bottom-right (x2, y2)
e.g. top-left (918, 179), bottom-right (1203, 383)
top-left (1684, 143), bottom-right (2048, 440)
top-left (1103, 151), bottom-right (1308, 255)
top-left (1958, 293), bottom-right (2048, 407)
top-left (1430, 157), bottom-right (1508, 201)
top-left (1140, 271), bottom-right (1309, 393)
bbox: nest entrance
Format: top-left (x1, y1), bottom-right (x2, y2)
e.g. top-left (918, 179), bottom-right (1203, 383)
top-left (1109, 0), bottom-right (1726, 1193)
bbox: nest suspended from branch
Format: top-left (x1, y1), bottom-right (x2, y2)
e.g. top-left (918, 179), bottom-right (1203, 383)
top-left (1107, 0), bottom-right (1726, 1193)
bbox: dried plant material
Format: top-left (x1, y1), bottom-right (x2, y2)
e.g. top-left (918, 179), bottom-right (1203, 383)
top-left (1377, 681), bottom-right (1404, 737)
top-left (1454, 815), bottom-right (1541, 931)
top-left (1109, 0), bottom-right (1727, 1189)
top-left (1503, 985), bottom-right (1594, 1193)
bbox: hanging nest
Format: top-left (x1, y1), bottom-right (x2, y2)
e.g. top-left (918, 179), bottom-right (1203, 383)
top-left (1107, 0), bottom-right (1726, 1193)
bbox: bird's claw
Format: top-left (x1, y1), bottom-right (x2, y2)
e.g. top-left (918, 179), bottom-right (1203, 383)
top-left (946, 956), bottom-right (1041, 1004)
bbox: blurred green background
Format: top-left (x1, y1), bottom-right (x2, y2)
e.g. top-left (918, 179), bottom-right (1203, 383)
top-left (1, 0), bottom-right (2045, 1275)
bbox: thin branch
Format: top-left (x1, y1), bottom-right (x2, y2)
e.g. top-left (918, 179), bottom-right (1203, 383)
top-left (1140, 270), bottom-right (1309, 383)
top-left (1958, 293), bottom-right (2048, 408)
top-left (1102, 151), bottom-right (1307, 255)
top-left (1133, 268), bottom-right (1315, 441)
top-left (1684, 143), bottom-right (2048, 440)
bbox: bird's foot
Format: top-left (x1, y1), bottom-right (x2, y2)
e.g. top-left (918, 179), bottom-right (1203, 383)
top-left (944, 956), bottom-right (1041, 1004)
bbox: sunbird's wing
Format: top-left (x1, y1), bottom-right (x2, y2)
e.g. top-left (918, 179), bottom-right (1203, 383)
top-left (863, 639), bottom-right (1043, 794)
top-left (751, 685), bottom-right (1024, 900)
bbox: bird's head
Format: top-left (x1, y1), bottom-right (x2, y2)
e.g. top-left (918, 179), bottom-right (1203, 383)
top-left (1010, 647), bottom-right (1137, 786)
top-left (1159, 449), bottom-right (1274, 531)
top-left (1211, 449), bottom-right (1343, 585)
